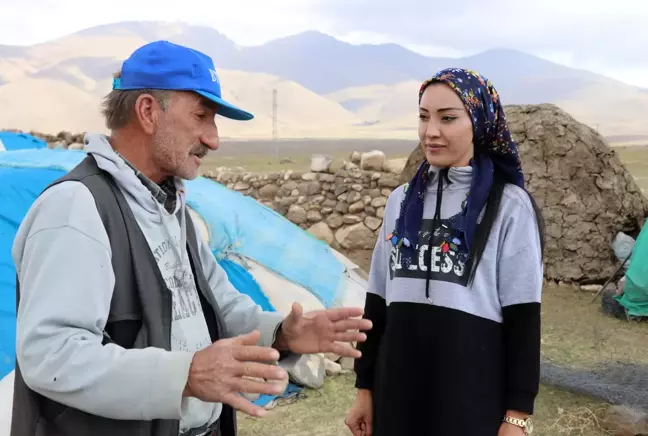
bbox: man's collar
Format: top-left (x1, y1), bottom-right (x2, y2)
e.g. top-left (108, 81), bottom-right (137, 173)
top-left (116, 151), bottom-right (178, 213)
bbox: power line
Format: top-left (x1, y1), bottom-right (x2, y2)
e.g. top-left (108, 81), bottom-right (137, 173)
top-left (272, 88), bottom-right (278, 140)
top-left (272, 88), bottom-right (278, 160)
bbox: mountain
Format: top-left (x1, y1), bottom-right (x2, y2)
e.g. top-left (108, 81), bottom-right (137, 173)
top-left (0, 20), bottom-right (647, 140)
top-left (327, 49), bottom-right (648, 137)
top-left (233, 31), bottom-right (446, 94)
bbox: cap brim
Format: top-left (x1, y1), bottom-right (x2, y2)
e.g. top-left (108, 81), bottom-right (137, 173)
top-left (195, 90), bottom-right (254, 121)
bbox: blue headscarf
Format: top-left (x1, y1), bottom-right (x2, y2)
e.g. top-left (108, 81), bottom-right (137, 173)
top-left (390, 68), bottom-right (524, 266)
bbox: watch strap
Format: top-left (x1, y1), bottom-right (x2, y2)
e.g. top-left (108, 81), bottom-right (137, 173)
top-left (503, 416), bottom-right (529, 434)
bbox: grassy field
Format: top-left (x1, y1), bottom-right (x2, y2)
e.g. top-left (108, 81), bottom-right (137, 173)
top-left (616, 146), bottom-right (648, 193)
top-left (238, 375), bottom-right (613, 436)
top-left (203, 139), bottom-right (413, 173)
top-left (206, 139), bottom-right (648, 194)
top-left (220, 139), bottom-right (648, 436)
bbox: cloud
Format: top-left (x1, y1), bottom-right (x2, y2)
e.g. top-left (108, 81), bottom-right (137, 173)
top-left (313, 0), bottom-right (648, 69)
top-left (1, 0), bottom-right (644, 86)
top-left (0, 0), bottom-right (323, 46)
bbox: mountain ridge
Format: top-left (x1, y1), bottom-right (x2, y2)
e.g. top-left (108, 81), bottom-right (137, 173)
top-left (0, 20), bottom-right (646, 140)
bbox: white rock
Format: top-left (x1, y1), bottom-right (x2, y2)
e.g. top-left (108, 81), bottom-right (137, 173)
top-left (311, 154), bottom-right (332, 172)
top-left (339, 357), bottom-right (355, 371)
top-left (383, 157), bottom-right (407, 174)
top-left (279, 353), bottom-right (325, 389)
top-left (325, 359), bottom-right (343, 376)
top-left (580, 284), bottom-right (603, 293)
top-left (325, 352), bottom-right (340, 362)
top-left (343, 160), bottom-right (359, 170)
top-left (360, 151), bottom-right (386, 171)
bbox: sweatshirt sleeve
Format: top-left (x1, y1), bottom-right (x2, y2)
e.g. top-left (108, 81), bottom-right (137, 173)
top-left (497, 190), bottom-right (543, 414)
top-left (193, 222), bottom-right (285, 348)
top-left (13, 182), bottom-right (192, 421)
top-left (354, 190), bottom-right (393, 390)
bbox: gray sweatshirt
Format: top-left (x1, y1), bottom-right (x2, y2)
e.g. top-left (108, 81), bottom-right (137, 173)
top-left (12, 134), bottom-right (284, 433)
top-left (369, 165), bottom-right (543, 321)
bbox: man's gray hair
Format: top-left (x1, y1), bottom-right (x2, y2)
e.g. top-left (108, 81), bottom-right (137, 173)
top-left (101, 71), bottom-right (171, 130)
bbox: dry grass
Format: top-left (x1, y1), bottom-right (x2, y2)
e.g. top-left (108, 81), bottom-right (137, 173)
top-left (201, 151), bottom-right (357, 174)
top-left (616, 146), bottom-right (648, 193)
top-left (201, 138), bottom-right (413, 174)
top-left (237, 374), bottom-right (613, 436)
top-left (541, 285), bottom-right (648, 369)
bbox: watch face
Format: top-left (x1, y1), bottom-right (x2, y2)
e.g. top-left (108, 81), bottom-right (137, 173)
top-left (526, 418), bottom-right (534, 433)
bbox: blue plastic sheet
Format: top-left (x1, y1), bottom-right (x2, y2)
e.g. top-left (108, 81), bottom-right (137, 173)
top-left (0, 132), bottom-right (48, 151)
top-left (185, 176), bottom-right (347, 308)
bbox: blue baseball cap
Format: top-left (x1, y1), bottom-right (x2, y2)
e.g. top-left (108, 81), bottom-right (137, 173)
top-left (113, 40), bottom-right (254, 121)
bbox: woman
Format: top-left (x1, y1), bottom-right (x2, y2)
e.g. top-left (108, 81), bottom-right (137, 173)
top-left (345, 68), bottom-right (545, 436)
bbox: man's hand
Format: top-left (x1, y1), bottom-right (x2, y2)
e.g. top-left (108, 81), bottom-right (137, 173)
top-left (183, 330), bottom-right (288, 418)
top-left (273, 302), bottom-right (372, 357)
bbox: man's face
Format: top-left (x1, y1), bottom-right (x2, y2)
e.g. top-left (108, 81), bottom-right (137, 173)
top-left (151, 91), bottom-right (220, 180)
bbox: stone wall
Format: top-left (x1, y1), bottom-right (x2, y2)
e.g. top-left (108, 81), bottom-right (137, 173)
top-left (206, 151), bottom-right (403, 251)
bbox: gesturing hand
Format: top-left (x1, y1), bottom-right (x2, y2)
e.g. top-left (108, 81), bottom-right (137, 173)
top-left (183, 330), bottom-right (288, 417)
top-left (275, 302), bottom-right (372, 358)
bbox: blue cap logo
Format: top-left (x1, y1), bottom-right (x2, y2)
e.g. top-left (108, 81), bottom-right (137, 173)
top-left (113, 40), bottom-right (253, 121)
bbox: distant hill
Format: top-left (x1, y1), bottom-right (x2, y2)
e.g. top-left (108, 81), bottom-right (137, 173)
top-left (0, 20), bottom-right (647, 140)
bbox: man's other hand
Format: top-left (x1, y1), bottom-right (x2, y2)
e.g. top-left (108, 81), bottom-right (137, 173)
top-left (183, 330), bottom-right (288, 417)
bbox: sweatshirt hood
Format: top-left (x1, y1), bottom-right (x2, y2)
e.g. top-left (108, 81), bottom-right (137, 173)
top-left (84, 132), bottom-right (189, 263)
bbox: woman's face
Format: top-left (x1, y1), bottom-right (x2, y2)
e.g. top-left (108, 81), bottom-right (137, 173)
top-left (418, 83), bottom-right (474, 168)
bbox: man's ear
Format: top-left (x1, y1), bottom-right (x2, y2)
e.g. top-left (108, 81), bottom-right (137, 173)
top-left (134, 94), bottom-right (161, 136)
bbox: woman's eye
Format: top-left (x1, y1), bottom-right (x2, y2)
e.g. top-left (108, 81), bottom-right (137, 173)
top-left (442, 116), bottom-right (457, 122)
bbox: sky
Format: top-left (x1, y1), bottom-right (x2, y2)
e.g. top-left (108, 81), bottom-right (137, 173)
top-left (0, 0), bottom-right (646, 87)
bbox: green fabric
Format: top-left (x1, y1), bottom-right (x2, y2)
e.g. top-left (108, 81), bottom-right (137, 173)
top-left (615, 224), bottom-right (648, 317)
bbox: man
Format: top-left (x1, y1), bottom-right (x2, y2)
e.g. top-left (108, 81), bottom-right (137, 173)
top-left (10, 40), bottom-right (371, 436)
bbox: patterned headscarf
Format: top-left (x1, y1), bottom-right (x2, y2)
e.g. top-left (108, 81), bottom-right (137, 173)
top-left (391, 68), bottom-right (524, 266)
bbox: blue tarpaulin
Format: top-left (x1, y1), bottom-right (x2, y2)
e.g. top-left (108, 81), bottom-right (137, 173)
top-left (0, 132), bottom-right (48, 151)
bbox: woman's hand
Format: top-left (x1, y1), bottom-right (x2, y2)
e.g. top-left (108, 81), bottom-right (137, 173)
top-left (345, 389), bottom-right (373, 436)
top-left (499, 411), bottom-right (531, 436)
top-left (498, 423), bottom-right (527, 436)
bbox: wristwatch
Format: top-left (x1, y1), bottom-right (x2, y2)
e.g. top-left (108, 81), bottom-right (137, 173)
top-left (503, 415), bottom-right (533, 435)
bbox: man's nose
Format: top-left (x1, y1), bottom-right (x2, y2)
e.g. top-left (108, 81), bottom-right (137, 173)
top-left (201, 128), bottom-right (219, 151)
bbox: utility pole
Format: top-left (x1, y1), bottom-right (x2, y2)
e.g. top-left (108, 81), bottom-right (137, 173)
top-left (272, 88), bottom-right (278, 161)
